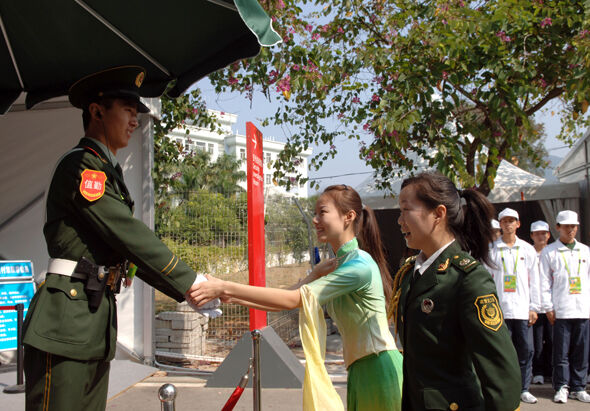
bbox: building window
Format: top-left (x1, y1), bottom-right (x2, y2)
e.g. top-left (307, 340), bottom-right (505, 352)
top-left (240, 148), bottom-right (246, 160)
top-left (196, 142), bottom-right (206, 151)
top-left (265, 152), bottom-right (272, 164)
top-left (208, 143), bottom-right (214, 154)
top-left (265, 174), bottom-right (271, 185)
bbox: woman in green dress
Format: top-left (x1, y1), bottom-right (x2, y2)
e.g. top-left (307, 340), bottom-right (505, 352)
top-left (188, 184), bottom-right (403, 410)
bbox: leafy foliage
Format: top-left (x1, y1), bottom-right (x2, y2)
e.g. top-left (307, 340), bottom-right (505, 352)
top-left (210, 0), bottom-right (590, 194)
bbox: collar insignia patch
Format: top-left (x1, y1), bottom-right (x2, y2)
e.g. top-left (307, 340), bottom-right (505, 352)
top-left (437, 258), bottom-right (450, 272)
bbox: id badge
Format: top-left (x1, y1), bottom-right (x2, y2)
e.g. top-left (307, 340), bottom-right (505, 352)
top-left (569, 276), bottom-right (582, 294)
top-left (504, 275), bottom-right (516, 292)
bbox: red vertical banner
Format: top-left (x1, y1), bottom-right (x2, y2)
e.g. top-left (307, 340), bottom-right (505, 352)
top-left (246, 122), bottom-right (267, 330)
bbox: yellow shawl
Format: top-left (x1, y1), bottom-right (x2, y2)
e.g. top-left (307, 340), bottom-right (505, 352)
top-left (299, 285), bottom-right (345, 411)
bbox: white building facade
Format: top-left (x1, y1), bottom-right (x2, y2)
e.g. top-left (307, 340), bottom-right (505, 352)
top-left (167, 110), bottom-right (311, 197)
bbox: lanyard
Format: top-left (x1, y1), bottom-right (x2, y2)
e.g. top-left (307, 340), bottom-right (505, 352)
top-left (560, 249), bottom-right (581, 277)
top-left (500, 246), bottom-right (520, 276)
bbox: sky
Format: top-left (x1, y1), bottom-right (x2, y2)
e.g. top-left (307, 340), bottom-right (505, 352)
top-left (196, 78), bottom-right (576, 195)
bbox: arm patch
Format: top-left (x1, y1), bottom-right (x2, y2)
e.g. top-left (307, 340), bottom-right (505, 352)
top-left (474, 294), bottom-right (503, 331)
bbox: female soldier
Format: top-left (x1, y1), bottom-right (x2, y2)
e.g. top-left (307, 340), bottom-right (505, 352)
top-left (189, 184), bottom-right (403, 410)
top-left (390, 172), bottom-right (521, 410)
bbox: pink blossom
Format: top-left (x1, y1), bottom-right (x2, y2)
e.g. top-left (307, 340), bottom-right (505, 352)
top-left (371, 94), bottom-right (380, 103)
top-left (540, 17), bottom-right (552, 28)
top-left (306, 24), bottom-right (313, 33)
top-left (289, 177), bottom-right (296, 184)
top-left (441, 19), bottom-right (447, 25)
top-left (352, 96), bottom-right (361, 103)
top-left (363, 123), bottom-right (370, 131)
top-left (276, 75), bottom-right (291, 93)
top-left (337, 27), bottom-right (344, 34)
top-left (276, 0), bottom-right (285, 9)
top-left (367, 150), bottom-right (375, 160)
top-left (495, 31), bottom-right (511, 43)
top-left (458, 0), bottom-right (465, 6)
top-left (321, 24), bottom-right (330, 32)
top-left (539, 78), bottom-right (547, 88)
top-left (287, 27), bottom-right (296, 34)
top-left (579, 29), bottom-right (589, 38)
top-left (330, 144), bottom-right (336, 150)
top-left (312, 32), bottom-right (320, 41)
top-left (268, 70), bottom-right (279, 84)
top-left (228, 77), bottom-right (239, 85)
top-left (337, 113), bottom-right (344, 119)
top-left (373, 76), bottom-right (384, 83)
top-left (292, 64), bottom-right (300, 71)
top-left (442, 71), bottom-right (449, 80)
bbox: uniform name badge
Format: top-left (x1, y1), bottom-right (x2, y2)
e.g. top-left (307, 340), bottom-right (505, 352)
top-left (569, 276), bottom-right (582, 294)
top-left (503, 275), bottom-right (516, 292)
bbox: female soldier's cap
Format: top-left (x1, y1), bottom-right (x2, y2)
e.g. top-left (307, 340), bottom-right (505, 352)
top-left (68, 65), bottom-right (150, 113)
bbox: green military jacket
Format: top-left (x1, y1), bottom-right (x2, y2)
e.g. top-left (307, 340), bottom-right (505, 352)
top-left (23, 137), bottom-right (196, 361)
top-left (396, 241), bottom-right (521, 411)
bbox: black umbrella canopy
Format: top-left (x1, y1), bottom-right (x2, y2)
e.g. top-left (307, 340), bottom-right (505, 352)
top-left (0, 0), bottom-right (280, 113)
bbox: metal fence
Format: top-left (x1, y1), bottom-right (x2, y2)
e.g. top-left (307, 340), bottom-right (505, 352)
top-left (154, 189), bottom-right (315, 367)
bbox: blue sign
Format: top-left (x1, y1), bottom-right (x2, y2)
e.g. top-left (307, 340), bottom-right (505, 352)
top-left (0, 261), bottom-right (35, 351)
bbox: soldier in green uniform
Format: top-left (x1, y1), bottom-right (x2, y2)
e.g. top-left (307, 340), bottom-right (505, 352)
top-left (389, 172), bottom-right (521, 411)
top-left (22, 66), bottom-right (202, 411)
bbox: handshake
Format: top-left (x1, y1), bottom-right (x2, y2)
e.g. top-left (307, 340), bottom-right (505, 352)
top-left (185, 274), bottom-right (223, 319)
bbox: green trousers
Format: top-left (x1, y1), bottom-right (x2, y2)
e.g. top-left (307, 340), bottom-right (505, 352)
top-left (24, 345), bottom-right (110, 411)
top-left (347, 349), bottom-right (403, 411)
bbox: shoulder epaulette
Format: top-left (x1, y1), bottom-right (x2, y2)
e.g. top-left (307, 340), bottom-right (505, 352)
top-left (451, 253), bottom-right (479, 273)
top-left (404, 255), bottom-right (417, 265)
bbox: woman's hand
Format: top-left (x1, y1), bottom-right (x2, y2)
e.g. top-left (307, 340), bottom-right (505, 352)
top-left (185, 275), bottom-right (226, 307)
top-left (310, 258), bottom-right (338, 279)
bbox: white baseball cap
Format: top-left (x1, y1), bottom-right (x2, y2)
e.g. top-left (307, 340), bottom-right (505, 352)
top-left (556, 210), bottom-right (579, 225)
top-left (498, 208), bottom-right (519, 221)
top-left (530, 220), bottom-right (550, 232)
top-left (491, 219), bottom-right (500, 230)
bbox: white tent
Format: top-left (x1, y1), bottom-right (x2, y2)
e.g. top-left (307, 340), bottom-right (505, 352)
top-left (0, 96), bottom-right (158, 363)
top-left (357, 158), bottom-right (580, 239)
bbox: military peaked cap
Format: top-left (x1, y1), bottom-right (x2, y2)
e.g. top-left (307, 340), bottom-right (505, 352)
top-left (68, 65), bottom-right (150, 113)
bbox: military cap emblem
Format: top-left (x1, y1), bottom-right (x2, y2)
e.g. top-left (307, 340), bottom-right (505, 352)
top-left (474, 294), bottom-right (503, 331)
top-left (421, 298), bottom-right (434, 314)
top-left (437, 258), bottom-right (450, 272)
top-left (459, 258), bottom-right (471, 266)
top-left (135, 71), bottom-right (145, 88)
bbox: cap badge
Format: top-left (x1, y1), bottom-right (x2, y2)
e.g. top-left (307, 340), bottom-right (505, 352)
top-left (421, 298), bottom-right (434, 314)
top-left (135, 72), bottom-right (145, 88)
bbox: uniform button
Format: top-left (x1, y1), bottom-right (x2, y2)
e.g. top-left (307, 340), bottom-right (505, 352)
top-left (98, 272), bottom-right (105, 280)
top-left (70, 289), bottom-right (78, 297)
top-left (450, 402), bottom-right (459, 410)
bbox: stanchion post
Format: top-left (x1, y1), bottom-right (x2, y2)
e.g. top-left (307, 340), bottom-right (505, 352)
top-left (251, 329), bottom-right (262, 411)
top-left (16, 303), bottom-right (24, 385)
top-left (3, 303), bottom-right (26, 394)
top-left (158, 383), bottom-right (177, 411)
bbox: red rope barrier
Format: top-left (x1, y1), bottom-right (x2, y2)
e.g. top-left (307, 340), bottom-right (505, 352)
top-left (220, 361), bottom-right (252, 411)
top-left (0, 305), bottom-right (17, 311)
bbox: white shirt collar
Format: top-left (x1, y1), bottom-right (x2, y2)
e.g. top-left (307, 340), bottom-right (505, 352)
top-left (496, 236), bottom-right (521, 249)
top-left (414, 240), bottom-right (455, 276)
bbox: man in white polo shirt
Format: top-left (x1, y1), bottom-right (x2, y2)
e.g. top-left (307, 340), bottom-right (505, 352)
top-left (530, 221), bottom-right (552, 385)
top-left (488, 208), bottom-right (540, 404)
top-left (540, 210), bottom-right (590, 403)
